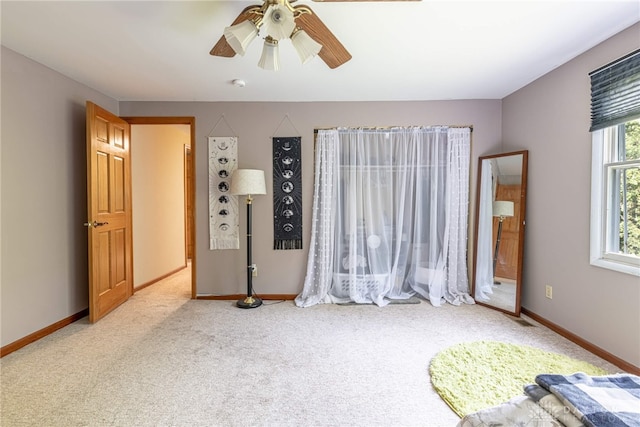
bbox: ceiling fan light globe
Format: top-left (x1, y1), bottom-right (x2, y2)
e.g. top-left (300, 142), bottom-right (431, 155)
top-left (261, 5), bottom-right (295, 40)
top-left (291, 29), bottom-right (322, 64)
top-left (224, 20), bottom-right (258, 56)
top-left (258, 38), bottom-right (280, 71)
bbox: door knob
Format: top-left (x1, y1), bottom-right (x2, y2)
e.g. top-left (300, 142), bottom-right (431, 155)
top-left (83, 221), bottom-right (109, 228)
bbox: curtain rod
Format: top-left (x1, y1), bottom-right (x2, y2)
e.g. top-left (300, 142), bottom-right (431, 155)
top-left (314, 125), bottom-right (473, 133)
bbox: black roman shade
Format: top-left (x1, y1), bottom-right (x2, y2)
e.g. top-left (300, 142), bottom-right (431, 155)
top-left (589, 49), bottom-right (640, 131)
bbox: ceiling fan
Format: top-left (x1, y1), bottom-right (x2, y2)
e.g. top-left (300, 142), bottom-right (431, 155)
top-left (210, 0), bottom-right (419, 70)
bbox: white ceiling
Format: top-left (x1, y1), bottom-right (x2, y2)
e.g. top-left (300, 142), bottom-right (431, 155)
top-left (2, 0), bottom-right (638, 102)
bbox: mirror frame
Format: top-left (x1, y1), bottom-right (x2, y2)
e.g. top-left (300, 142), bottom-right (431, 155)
top-left (471, 150), bottom-right (528, 316)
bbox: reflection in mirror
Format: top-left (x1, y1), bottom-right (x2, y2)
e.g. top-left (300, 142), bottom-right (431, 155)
top-left (473, 151), bottom-right (528, 316)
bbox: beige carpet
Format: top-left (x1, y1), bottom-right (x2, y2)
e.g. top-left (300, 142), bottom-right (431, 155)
top-left (0, 265), bottom-right (620, 426)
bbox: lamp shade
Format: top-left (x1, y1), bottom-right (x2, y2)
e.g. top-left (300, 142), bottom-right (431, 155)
top-left (258, 37), bottom-right (280, 71)
top-left (492, 201), bottom-right (514, 218)
top-left (224, 20), bottom-right (259, 56)
top-left (230, 169), bottom-right (266, 196)
top-left (291, 28), bottom-right (322, 64)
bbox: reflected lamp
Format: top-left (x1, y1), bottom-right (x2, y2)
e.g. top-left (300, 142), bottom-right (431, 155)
top-left (492, 201), bottom-right (514, 284)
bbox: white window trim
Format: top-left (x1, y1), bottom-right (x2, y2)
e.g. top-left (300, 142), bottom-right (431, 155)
top-left (590, 129), bottom-right (640, 276)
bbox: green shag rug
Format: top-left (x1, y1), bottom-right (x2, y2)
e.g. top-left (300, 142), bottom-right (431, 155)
top-left (429, 341), bottom-right (608, 417)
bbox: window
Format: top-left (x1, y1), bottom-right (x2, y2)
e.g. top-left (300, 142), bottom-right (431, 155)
top-left (591, 120), bottom-right (640, 275)
top-left (590, 50), bottom-right (640, 276)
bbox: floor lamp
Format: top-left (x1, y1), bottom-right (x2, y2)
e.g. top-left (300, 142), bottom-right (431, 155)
top-left (230, 169), bottom-right (267, 309)
top-left (492, 200), bottom-right (514, 285)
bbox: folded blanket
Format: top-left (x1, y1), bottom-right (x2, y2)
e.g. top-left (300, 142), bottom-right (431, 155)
top-left (457, 395), bottom-right (562, 427)
top-left (524, 384), bottom-right (584, 427)
top-left (535, 373), bottom-right (640, 427)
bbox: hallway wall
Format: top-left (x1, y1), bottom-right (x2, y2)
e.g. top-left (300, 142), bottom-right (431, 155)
top-left (131, 124), bottom-right (190, 287)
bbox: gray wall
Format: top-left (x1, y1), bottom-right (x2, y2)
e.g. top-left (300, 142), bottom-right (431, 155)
top-left (118, 101), bottom-right (502, 299)
top-left (1, 46), bottom-right (118, 345)
top-left (502, 23), bottom-right (640, 367)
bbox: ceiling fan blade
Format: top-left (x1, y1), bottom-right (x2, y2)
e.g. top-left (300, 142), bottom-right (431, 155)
top-left (209, 5), bottom-right (260, 57)
top-left (295, 7), bottom-right (352, 69)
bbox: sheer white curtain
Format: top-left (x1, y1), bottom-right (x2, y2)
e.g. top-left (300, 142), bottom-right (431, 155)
top-left (474, 160), bottom-right (495, 301)
top-left (295, 127), bottom-right (474, 307)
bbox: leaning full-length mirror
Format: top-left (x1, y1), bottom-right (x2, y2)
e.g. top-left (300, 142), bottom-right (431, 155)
top-left (472, 150), bottom-right (528, 316)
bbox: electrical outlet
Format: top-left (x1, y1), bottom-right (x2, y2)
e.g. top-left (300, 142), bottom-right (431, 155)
top-left (545, 285), bottom-right (553, 299)
top-left (252, 264), bottom-right (258, 277)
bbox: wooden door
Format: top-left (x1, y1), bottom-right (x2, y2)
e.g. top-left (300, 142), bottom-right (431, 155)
top-left (86, 102), bottom-right (133, 322)
top-left (493, 184), bottom-right (521, 280)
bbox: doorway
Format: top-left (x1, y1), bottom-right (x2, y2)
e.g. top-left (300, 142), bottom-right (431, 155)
top-left (125, 117), bottom-right (196, 298)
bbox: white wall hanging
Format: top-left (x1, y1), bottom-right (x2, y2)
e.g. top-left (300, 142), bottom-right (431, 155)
top-left (208, 136), bottom-right (239, 250)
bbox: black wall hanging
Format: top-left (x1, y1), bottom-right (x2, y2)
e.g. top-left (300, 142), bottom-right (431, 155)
top-left (273, 137), bottom-right (302, 250)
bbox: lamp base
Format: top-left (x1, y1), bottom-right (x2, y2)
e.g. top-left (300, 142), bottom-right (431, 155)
top-left (236, 296), bottom-right (263, 309)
